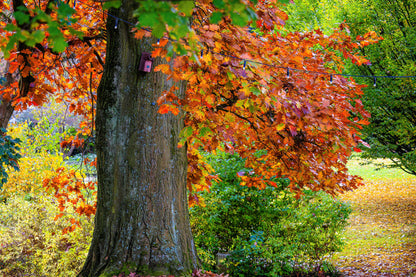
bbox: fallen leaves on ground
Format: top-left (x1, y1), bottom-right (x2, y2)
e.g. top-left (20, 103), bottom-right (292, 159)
top-left (333, 178), bottom-right (416, 276)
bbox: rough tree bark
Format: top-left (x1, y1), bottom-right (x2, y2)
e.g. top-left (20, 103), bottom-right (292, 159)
top-left (0, 60), bottom-right (15, 129)
top-left (78, 1), bottom-right (198, 276)
top-left (0, 96), bottom-right (14, 129)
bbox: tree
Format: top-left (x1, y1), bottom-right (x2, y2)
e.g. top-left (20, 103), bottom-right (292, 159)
top-left (78, 4), bottom-right (199, 276)
top-left (282, 0), bottom-right (344, 34)
top-left (337, 0), bottom-right (416, 175)
top-left (283, 0), bottom-right (416, 175)
top-left (0, 0), bottom-right (103, 130)
top-left (0, 55), bottom-right (15, 128)
top-left (1, 0), bottom-right (377, 275)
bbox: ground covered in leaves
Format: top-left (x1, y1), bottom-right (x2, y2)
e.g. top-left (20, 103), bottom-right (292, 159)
top-left (332, 159), bottom-right (416, 276)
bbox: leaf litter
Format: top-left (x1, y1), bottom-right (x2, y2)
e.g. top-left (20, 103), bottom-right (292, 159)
top-left (332, 162), bottom-right (416, 276)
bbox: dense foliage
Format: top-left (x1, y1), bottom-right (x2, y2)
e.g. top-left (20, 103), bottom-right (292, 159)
top-left (0, 0), bottom-right (379, 200)
top-left (190, 152), bottom-right (351, 276)
top-left (283, 0), bottom-right (416, 175)
top-left (283, 0), bottom-right (343, 34)
top-left (0, 0), bottom-right (383, 275)
top-left (0, 128), bottom-right (20, 188)
top-left (0, 118), bottom-right (94, 276)
top-left (339, 0), bottom-right (416, 175)
top-left (0, 194), bottom-right (93, 276)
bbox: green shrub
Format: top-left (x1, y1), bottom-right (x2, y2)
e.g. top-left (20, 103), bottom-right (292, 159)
top-left (266, 190), bottom-right (351, 276)
top-left (190, 152), bottom-right (288, 269)
top-left (225, 190), bottom-right (350, 277)
top-left (190, 151), bottom-right (351, 276)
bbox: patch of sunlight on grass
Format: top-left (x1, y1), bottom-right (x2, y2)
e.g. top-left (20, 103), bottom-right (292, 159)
top-left (347, 155), bottom-right (415, 181)
top-left (334, 223), bottom-right (414, 259)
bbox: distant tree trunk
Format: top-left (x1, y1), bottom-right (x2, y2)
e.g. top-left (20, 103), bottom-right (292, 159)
top-left (0, 63), bottom-right (15, 129)
top-left (0, 96), bottom-right (14, 129)
top-left (78, 1), bottom-right (198, 276)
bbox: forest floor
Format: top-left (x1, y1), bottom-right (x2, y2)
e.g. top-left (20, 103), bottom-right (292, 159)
top-left (331, 157), bottom-right (416, 277)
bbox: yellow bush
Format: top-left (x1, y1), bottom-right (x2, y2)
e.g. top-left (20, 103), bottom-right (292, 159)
top-left (1, 122), bottom-right (85, 198)
top-left (0, 117), bottom-right (95, 276)
top-left (2, 153), bottom-right (65, 197)
top-left (0, 194), bottom-right (93, 276)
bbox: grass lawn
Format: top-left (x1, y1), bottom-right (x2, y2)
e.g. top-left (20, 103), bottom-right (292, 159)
top-left (332, 156), bottom-right (416, 276)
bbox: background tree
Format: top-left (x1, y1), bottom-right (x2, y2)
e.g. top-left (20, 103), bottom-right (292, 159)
top-left (283, 0), bottom-right (343, 34)
top-left (1, 0), bottom-right (377, 275)
top-left (339, 0), bottom-right (416, 175)
top-left (283, 0), bottom-right (416, 175)
top-left (0, 0), bottom-right (104, 131)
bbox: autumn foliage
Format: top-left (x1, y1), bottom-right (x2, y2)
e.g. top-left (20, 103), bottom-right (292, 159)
top-left (151, 0), bottom-right (380, 201)
top-left (43, 166), bottom-right (97, 234)
top-left (1, 0), bottom-right (380, 205)
top-left (0, 0), bottom-right (103, 133)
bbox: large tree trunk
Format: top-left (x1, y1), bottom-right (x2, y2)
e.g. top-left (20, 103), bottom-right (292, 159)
top-left (78, 1), bottom-right (198, 277)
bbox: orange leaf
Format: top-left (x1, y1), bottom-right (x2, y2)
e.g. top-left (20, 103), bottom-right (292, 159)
top-left (154, 64), bottom-right (171, 75)
top-left (54, 213), bottom-right (64, 221)
top-left (8, 62), bottom-right (19, 73)
top-left (158, 104), bottom-right (170, 114)
top-left (151, 48), bottom-right (167, 58)
top-left (133, 28), bottom-right (146, 40)
top-left (21, 66), bottom-right (31, 78)
top-left (170, 106), bottom-right (180, 116)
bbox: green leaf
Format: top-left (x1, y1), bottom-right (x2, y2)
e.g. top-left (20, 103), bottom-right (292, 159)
top-left (212, 0), bottom-right (226, 9)
top-left (102, 0), bottom-right (122, 10)
top-left (32, 30), bottom-right (45, 43)
top-left (182, 126), bottom-right (194, 139)
top-left (14, 31), bottom-right (27, 42)
top-left (276, 123), bottom-right (285, 131)
top-left (3, 37), bottom-right (16, 58)
top-left (152, 22), bottom-right (166, 38)
top-left (177, 1), bottom-right (195, 16)
top-left (199, 127), bottom-right (212, 138)
top-left (250, 87), bottom-right (261, 96)
top-left (51, 36), bottom-right (68, 52)
top-left (14, 11), bottom-right (30, 25)
top-left (173, 42), bottom-right (188, 56)
top-left (68, 27), bottom-right (84, 39)
top-left (231, 2), bottom-right (246, 12)
top-left (57, 2), bottom-right (75, 18)
top-left (48, 23), bottom-right (61, 37)
top-left (230, 12), bottom-right (248, 26)
top-left (210, 12), bottom-right (223, 24)
top-left (5, 23), bottom-right (18, 32)
top-left (235, 100), bottom-right (244, 108)
top-left (139, 13), bottom-right (158, 26)
top-left (160, 11), bottom-right (177, 26)
top-left (174, 24), bottom-right (190, 39)
top-left (227, 71), bottom-right (235, 80)
top-left (33, 11), bottom-right (50, 24)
